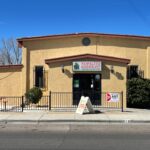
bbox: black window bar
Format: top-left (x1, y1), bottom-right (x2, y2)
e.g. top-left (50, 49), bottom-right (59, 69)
top-left (33, 66), bottom-right (45, 88)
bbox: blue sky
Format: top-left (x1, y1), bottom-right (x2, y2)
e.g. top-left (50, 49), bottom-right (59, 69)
top-left (0, 0), bottom-right (150, 41)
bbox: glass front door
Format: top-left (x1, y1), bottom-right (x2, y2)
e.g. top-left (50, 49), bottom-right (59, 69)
top-left (73, 74), bottom-right (101, 105)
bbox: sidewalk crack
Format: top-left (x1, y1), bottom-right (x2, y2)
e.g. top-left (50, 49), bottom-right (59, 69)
top-left (37, 112), bottom-right (47, 124)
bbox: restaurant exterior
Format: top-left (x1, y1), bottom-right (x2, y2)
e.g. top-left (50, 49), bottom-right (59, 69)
top-left (1, 33), bottom-right (150, 110)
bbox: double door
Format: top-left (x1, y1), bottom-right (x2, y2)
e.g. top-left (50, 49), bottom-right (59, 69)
top-left (73, 74), bottom-right (101, 105)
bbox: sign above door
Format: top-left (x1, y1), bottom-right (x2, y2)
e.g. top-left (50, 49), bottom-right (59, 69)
top-left (73, 61), bottom-right (102, 72)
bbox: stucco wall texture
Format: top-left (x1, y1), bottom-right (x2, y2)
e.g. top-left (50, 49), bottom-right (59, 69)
top-left (0, 69), bottom-right (22, 96)
top-left (1, 34), bottom-right (150, 109)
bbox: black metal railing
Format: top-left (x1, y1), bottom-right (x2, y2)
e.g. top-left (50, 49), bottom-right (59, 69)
top-left (0, 96), bottom-right (23, 112)
top-left (23, 96), bottom-right (49, 111)
top-left (0, 91), bottom-right (124, 112)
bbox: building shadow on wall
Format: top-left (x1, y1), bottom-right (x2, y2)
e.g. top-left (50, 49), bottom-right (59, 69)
top-left (102, 64), bottom-right (124, 80)
top-left (49, 62), bottom-right (124, 80)
top-left (113, 72), bottom-right (124, 80)
top-left (64, 69), bottom-right (72, 78)
top-left (49, 62), bottom-right (73, 79)
top-left (102, 65), bottom-right (110, 79)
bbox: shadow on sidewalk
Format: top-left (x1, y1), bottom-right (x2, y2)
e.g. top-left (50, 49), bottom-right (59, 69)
top-left (83, 110), bottom-right (103, 115)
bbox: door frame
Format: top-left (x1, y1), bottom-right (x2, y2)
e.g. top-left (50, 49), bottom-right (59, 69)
top-left (72, 73), bottom-right (101, 105)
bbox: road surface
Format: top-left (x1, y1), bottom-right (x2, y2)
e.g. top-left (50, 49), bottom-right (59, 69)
top-left (0, 123), bottom-right (150, 150)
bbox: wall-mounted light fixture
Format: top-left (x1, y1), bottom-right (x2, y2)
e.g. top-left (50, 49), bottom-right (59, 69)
top-left (61, 65), bottom-right (65, 73)
top-left (110, 65), bottom-right (114, 73)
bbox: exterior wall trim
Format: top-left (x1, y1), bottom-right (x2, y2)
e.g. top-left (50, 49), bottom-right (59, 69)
top-left (17, 32), bottom-right (150, 47)
top-left (45, 54), bottom-right (130, 64)
top-left (0, 64), bottom-right (23, 70)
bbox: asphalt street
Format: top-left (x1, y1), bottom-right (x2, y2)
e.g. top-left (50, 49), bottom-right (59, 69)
top-left (0, 124), bottom-right (150, 150)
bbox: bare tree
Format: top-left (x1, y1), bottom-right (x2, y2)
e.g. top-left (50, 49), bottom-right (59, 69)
top-left (0, 38), bottom-right (22, 65)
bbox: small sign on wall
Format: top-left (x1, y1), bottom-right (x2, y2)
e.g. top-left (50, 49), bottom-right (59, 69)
top-left (73, 61), bottom-right (101, 72)
top-left (106, 92), bottom-right (120, 102)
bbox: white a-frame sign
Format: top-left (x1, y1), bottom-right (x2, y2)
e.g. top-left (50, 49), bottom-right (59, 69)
top-left (76, 96), bottom-right (94, 115)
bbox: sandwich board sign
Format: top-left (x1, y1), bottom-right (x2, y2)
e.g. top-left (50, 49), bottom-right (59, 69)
top-left (76, 96), bottom-right (94, 115)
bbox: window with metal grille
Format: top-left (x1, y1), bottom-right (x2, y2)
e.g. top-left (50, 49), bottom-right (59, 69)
top-left (34, 66), bottom-right (44, 88)
top-left (127, 65), bottom-right (138, 79)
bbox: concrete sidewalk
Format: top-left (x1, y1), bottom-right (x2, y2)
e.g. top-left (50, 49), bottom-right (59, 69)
top-left (0, 108), bottom-right (150, 124)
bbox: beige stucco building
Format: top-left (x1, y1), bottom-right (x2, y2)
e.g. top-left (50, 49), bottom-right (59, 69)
top-left (1, 33), bottom-right (150, 109)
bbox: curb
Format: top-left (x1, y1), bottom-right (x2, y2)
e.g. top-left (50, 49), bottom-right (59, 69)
top-left (128, 120), bottom-right (150, 123)
top-left (1, 119), bottom-right (150, 124)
